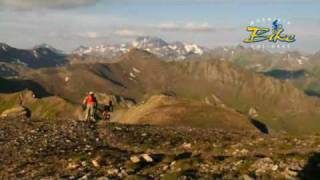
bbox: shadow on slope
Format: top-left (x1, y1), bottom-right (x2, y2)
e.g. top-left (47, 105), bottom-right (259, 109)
top-left (264, 69), bottom-right (320, 98)
top-left (250, 118), bottom-right (269, 134)
top-left (0, 77), bottom-right (51, 98)
top-left (263, 69), bottom-right (305, 80)
top-left (304, 89), bottom-right (320, 97)
top-left (299, 153), bottom-right (320, 180)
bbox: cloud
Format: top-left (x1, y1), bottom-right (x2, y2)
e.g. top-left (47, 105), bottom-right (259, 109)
top-left (155, 22), bottom-right (235, 32)
top-left (114, 29), bottom-right (144, 37)
top-left (77, 32), bottom-right (101, 39)
top-left (101, 0), bottom-right (319, 4)
top-left (136, 0), bottom-right (318, 2)
top-left (1, 0), bottom-right (316, 10)
top-left (0, 0), bottom-right (100, 10)
top-left (156, 22), bottom-right (214, 32)
top-left (76, 29), bottom-right (144, 39)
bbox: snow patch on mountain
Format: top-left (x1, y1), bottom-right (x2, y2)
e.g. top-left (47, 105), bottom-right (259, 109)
top-left (33, 44), bottom-right (65, 55)
top-left (72, 36), bottom-right (207, 60)
top-left (33, 50), bottom-right (39, 59)
top-left (1, 44), bottom-right (8, 52)
top-left (184, 44), bottom-right (203, 55)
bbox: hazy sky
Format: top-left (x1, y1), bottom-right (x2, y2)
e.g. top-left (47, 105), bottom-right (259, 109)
top-left (0, 0), bottom-right (319, 53)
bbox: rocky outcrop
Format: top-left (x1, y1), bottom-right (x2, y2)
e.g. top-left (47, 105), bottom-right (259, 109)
top-left (0, 90), bottom-right (80, 119)
top-left (0, 106), bottom-right (30, 118)
top-left (248, 107), bottom-right (259, 119)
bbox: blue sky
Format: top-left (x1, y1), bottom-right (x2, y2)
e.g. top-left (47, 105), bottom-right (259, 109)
top-left (0, 0), bottom-right (319, 53)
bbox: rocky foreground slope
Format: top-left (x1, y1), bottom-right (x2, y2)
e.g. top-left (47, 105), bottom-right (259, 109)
top-left (0, 118), bottom-right (320, 180)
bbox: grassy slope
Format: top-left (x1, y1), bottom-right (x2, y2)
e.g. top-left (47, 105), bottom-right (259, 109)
top-left (115, 95), bottom-right (257, 132)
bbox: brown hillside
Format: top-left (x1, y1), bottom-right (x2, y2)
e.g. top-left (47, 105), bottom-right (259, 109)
top-left (115, 94), bottom-right (258, 132)
top-left (20, 49), bottom-right (320, 133)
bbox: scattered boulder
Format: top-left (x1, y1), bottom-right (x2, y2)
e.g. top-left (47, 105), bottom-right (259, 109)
top-left (106, 168), bottom-right (119, 176)
top-left (67, 162), bottom-right (80, 170)
top-left (130, 154), bottom-right (153, 163)
top-left (251, 157), bottom-right (277, 176)
top-left (141, 154), bottom-right (153, 163)
top-left (242, 174), bottom-right (254, 180)
top-left (130, 155), bottom-right (141, 163)
top-left (96, 177), bottom-right (109, 180)
top-left (91, 159), bottom-right (100, 168)
top-left (248, 107), bottom-right (259, 119)
top-left (282, 167), bottom-right (298, 179)
top-left (182, 143), bottom-right (192, 149)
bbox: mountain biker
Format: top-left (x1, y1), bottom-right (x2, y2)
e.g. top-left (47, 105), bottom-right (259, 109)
top-left (82, 91), bottom-right (98, 121)
top-left (102, 105), bottom-right (111, 121)
top-left (108, 99), bottom-right (113, 112)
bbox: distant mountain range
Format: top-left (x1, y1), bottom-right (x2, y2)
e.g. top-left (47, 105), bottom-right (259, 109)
top-left (0, 43), bottom-right (66, 69)
top-left (72, 36), bottom-right (207, 60)
top-left (2, 37), bottom-right (320, 98)
top-left (1, 37), bottom-right (318, 70)
top-left (207, 46), bottom-right (314, 71)
top-left (206, 46), bottom-right (320, 96)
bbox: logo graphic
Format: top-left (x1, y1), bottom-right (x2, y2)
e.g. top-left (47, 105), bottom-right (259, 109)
top-left (244, 19), bottom-right (296, 44)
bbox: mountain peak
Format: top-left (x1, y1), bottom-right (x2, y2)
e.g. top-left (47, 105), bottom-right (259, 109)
top-left (0, 42), bottom-right (9, 47)
top-left (33, 44), bottom-right (64, 54)
top-left (33, 43), bottom-right (53, 49)
top-left (0, 43), bottom-right (66, 68)
top-left (135, 36), bottom-right (166, 42)
top-left (132, 36), bottom-right (168, 49)
top-left (0, 43), bottom-right (11, 51)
